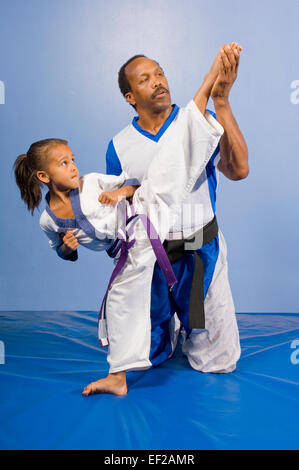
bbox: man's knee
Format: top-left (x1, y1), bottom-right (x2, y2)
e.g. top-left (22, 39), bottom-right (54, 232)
top-left (187, 356), bottom-right (238, 374)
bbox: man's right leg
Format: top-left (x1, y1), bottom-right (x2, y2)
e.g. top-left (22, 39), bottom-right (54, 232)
top-left (181, 230), bottom-right (241, 373)
top-left (149, 254), bottom-right (194, 367)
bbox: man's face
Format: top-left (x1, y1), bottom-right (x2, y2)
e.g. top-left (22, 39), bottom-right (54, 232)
top-left (125, 57), bottom-right (171, 113)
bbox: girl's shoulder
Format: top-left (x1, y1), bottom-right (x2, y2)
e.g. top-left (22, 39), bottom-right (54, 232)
top-left (39, 209), bottom-right (56, 232)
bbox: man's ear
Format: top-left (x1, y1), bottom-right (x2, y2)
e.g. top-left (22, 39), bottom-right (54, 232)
top-left (125, 91), bottom-right (136, 108)
top-left (36, 170), bottom-right (50, 184)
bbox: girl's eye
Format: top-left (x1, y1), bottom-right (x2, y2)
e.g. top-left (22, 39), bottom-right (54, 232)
top-left (62, 161), bottom-right (67, 166)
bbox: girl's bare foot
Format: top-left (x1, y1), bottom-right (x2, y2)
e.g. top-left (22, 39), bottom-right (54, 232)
top-left (82, 371), bottom-right (127, 397)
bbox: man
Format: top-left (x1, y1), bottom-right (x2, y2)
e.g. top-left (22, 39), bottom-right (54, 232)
top-left (83, 44), bottom-right (248, 396)
top-left (105, 43), bottom-right (248, 373)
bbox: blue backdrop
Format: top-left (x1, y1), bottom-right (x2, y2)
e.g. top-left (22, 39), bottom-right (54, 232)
top-left (0, 0), bottom-right (298, 312)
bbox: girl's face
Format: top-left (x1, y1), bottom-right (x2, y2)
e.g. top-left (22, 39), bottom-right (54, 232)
top-left (44, 144), bottom-right (79, 191)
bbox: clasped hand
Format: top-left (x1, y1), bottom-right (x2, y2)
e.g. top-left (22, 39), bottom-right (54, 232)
top-left (211, 42), bottom-right (242, 100)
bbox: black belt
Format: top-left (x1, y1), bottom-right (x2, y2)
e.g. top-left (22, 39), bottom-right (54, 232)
top-left (163, 216), bottom-right (218, 329)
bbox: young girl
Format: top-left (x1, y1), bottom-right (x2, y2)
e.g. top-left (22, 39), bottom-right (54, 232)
top-left (14, 60), bottom-right (225, 396)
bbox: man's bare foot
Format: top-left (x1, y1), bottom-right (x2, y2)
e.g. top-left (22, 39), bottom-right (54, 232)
top-left (82, 371), bottom-right (127, 397)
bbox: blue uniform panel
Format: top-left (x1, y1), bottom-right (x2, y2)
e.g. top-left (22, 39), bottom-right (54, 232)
top-left (106, 139), bottom-right (122, 176)
top-left (206, 144), bottom-right (219, 213)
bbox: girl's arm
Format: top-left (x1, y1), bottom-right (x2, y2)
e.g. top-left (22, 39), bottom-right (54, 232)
top-left (59, 231), bottom-right (79, 260)
top-left (40, 218), bottom-right (78, 262)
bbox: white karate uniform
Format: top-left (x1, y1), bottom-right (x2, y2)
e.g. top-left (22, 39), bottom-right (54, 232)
top-left (106, 99), bottom-right (241, 373)
top-left (40, 108), bottom-right (223, 373)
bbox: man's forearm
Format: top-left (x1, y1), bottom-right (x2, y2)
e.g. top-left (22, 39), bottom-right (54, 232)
top-left (193, 75), bottom-right (213, 115)
top-left (214, 98), bottom-right (249, 181)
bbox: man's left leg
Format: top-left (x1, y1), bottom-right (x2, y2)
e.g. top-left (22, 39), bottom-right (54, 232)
top-left (149, 260), bottom-right (182, 367)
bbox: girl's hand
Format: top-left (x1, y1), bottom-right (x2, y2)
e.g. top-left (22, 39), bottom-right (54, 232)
top-left (98, 189), bottom-right (124, 206)
top-left (61, 230), bottom-right (79, 255)
top-left (98, 186), bottom-right (138, 206)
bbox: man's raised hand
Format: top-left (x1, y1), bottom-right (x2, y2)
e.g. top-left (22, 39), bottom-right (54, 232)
top-left (211, 42), bottom-right (242, 100)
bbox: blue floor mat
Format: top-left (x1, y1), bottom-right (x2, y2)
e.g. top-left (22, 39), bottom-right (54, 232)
top-left (0, 311), bottom-right (298, 450)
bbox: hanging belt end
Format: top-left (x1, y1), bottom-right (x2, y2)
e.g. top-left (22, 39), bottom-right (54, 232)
top-left (169, 280), bottom-right (178, 292)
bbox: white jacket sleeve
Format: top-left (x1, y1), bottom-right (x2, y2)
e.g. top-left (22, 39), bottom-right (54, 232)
top-left (39, 211), bottom-right (78, 261)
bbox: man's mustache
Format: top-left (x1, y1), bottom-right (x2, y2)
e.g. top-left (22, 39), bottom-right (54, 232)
top-left (152, 87), bottom-right (169, 99)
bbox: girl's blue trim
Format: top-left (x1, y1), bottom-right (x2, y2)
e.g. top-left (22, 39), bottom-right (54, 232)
top-left (45, 190), bottom-right (96, 239)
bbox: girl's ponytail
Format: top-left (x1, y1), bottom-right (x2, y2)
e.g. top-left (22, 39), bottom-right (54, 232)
top-left (14, 138), bottom-right (68, 215)
top-left (14, 153), bottom-right (43, 215)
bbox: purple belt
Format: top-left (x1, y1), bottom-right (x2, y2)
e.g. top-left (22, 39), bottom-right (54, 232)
top-left (98, 202), bottom-right (178, 347)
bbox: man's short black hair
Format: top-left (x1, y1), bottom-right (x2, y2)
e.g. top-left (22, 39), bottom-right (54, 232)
top-left (118, 55), bottom-right (147, 110)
